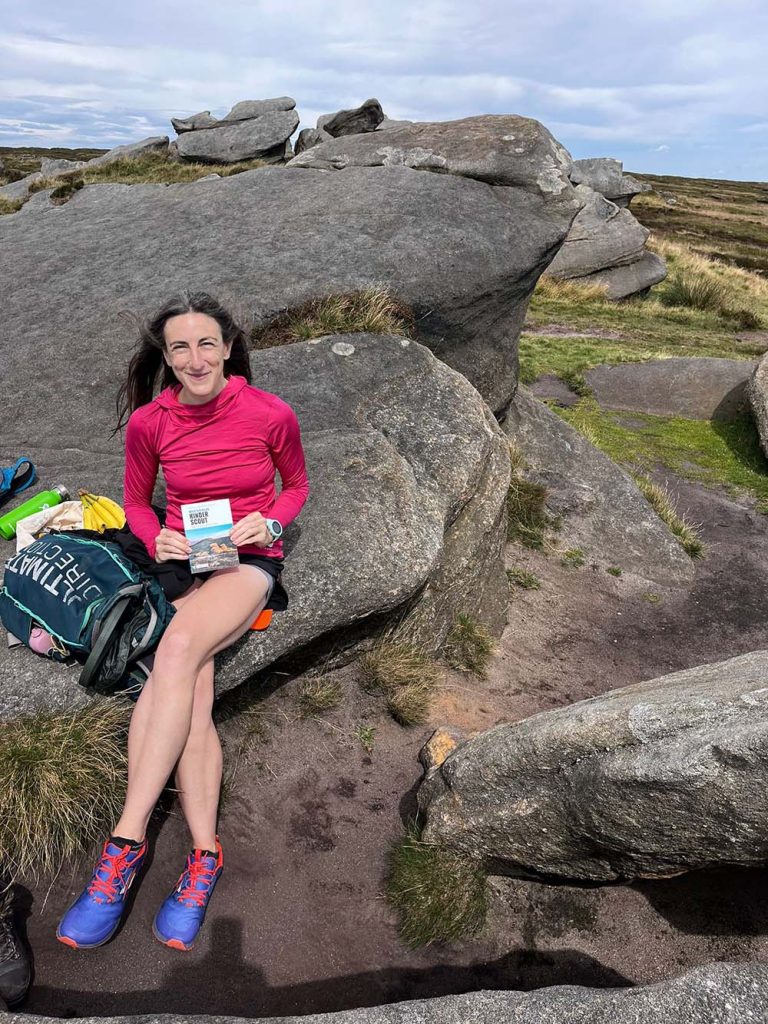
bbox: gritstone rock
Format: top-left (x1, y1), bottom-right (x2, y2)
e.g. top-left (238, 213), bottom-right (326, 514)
top-left (419, 649), bottom-right (768, 881)
top-left (1, 965), bottom-right (766, 1022)
top-left (0, 174), bottom-right (42, 200)
top-left (316, 98), bottom-right (385, 137)
top-left (747, 352), bottom-right (768, 459)
top-left (223, 97), bottom-right (296, 122)
top-left (576, 250), bottom-right (667, 299)
top-left (0, 142), bottom-right (578, 412)
top-left (288, 113), bottom-right (576, 191)
top-left (171, 110), bottom-right (219, 133)
top-left (587, 357), bottom-right (757, 422)
top-left (294, 127), bottom-right (332, 155)
top-left (40, 157), bottom-right (87, 175)
top-left (548, 184), bottom-right (666, 298)
top-left (175, 110), bottom-right (299, 163)
top-left (503, 388), bottom-right (695, 584)
top-left (570, 157), bottom-right (651, 208)
top-left (86, 136), bottom-right (170, 167)
top-left (0, 329), bottom-right (510, 716)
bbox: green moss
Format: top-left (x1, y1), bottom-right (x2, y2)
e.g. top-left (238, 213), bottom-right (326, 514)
top-left (557, 398), bottom-right (768, 508)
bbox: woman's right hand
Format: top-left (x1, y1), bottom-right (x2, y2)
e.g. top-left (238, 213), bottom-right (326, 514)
top-left (154, 527), bottom-right (191, 563)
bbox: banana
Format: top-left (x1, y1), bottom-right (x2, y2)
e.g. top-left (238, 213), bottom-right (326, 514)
top-left (78, 490), bottom-right (126, 532)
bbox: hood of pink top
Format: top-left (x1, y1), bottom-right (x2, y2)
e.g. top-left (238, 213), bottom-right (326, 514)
top-left (154, 373), bottom-right (247, 420)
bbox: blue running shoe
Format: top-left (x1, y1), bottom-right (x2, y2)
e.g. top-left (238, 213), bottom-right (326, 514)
top-left (153, 838), bottom-right (223, 951)
top-left (56, 838), bottom-right (147, 949)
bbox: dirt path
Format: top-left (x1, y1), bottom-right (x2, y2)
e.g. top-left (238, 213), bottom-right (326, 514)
top-left (18, 472), bottom-right (768, 1018)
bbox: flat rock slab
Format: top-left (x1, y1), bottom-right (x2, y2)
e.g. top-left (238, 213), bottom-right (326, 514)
top-left (3, 964), bottom-right (766, 1022)
top-left (579, 250), bottom-right (667, 299)
top-left (587, 357), bottom-right (757, 421)
top-left (420, 649), bottom-right (768, 881)
top-left (176, 111), bottom-right (299, 162)
top-left (503, 388), bottom-right (694, 585)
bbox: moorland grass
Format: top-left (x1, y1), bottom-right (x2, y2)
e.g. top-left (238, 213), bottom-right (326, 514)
top-left (386, 827), bottom-right (488, 947)
top-left (251, 288), bottom-right (414, 348)
top-left (633, 475), bottom-right (705, 558)
top-left (358, 640), bottom-right (443, 726)
top-left (298, 675), bottom-right (343, 718)
top-left (506, 567), bottom-right (541, 590)
top-left (442, 613), bottom-right (496, 678)
top-left (558, 397), bottom-right (768, 511)
top-left (0, 700), bottom-right (130, 879)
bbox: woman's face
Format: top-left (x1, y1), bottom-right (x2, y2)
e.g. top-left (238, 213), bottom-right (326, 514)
top-left (163, 312), bottom-right (233, 405)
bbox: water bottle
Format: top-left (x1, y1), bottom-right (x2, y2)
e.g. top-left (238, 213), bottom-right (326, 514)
top-left (0, 485), bottom-right (70, 541)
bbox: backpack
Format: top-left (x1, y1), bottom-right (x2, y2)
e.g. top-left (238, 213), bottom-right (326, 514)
top-left (0, 533), bottom-right (175, 698)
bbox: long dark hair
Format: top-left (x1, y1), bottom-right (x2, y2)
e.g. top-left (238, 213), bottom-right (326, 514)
top-left (115, 292), bottom-right (252, 431)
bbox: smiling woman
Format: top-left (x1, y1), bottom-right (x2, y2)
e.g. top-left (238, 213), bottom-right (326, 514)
top-left (56, 292), bottom-right (309, 953)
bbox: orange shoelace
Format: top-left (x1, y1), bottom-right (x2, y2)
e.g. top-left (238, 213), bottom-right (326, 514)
top-left (88, 845), bottom-right (138, 903)
top-left (177, 854), bottom-right (218, 907)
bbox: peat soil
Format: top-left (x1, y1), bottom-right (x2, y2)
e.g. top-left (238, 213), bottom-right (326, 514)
top-left (16, 462), bottom-right (768, 1018)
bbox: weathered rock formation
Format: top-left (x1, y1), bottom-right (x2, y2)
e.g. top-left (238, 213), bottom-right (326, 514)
top-left (1, 965), bottom-right (765, 1021)
top-left (419, 649), bottom-right (768, 881)
top-left (0, 331), bottom-right (510, 717)
top-left (170, 98), bottom-right (298, 163)
top-left (317, 98), bottom-right (384, 137)
top-left (747, 352), bottom-right (768, 458)
top-left (503, 388), bottom-right (695, 584)
top-left (570, 157), bottom-right (650, 208)
top-left (547, 184), bottom-right (666, 299)
top-left (587, 357), bottom-right (757, 422)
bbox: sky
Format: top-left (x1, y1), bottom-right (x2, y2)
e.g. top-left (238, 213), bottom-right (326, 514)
top-left (1, 0), bottom-right (767, 181)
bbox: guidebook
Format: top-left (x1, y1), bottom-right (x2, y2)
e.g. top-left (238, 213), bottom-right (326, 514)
top-left (181, 498), bottom-right (240, 573)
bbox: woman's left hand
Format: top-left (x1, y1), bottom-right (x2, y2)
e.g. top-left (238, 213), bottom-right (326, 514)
top-left (230, 511), bottom-right (273, 547)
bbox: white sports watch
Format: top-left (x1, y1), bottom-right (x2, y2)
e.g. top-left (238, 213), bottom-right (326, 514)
top-left (265, 518), bottom-right (283, 545)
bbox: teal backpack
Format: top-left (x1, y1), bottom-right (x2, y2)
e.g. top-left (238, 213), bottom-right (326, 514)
top-left (0, 533), bottom-right (174, 698)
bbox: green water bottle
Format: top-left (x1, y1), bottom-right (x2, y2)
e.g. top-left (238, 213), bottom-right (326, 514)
top-left (0, 485), bottom-right (70, 541)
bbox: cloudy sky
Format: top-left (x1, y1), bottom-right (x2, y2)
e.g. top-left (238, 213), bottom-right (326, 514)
top-left (2, 0), bottom-right (767, 180)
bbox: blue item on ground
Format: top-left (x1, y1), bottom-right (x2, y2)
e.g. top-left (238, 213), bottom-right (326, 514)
top-left (0, 459), bottom-right (37, 512)
top-left (56, 839), bottom-right (148, 949)
top-left (153, 839), bottom-right (223, 950)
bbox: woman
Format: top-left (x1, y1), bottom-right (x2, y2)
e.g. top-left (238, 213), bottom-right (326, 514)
top-left (57, 293), bottom-right (309, 951)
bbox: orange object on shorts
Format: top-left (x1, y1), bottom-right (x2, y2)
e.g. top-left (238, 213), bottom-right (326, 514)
top-left (250, 608), bottom-right (273, 631)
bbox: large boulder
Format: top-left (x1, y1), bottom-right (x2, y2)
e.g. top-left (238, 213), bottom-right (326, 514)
top-left (294, 127), bottom-right (332, 155)
top-left (419, 649), bottom-right (768, 881)
top-left (223, 97), bottom-right (296, 122)
top-left (503, 388), bottom-right (695, 584)
top-left (548, 185), bottom-right (665, 299)
top-left (747, 352), bottom-right (768, 459)
top-left (0, 333), bottom-right (510, 717)
top-left (171, 110), bottom-right (219, 133)
top-left (0, 965), bottom-right (765, 1022)
top-left (577, 250), bottom-right (667, 299)
top-left (288, 113), bottom-right (575, 192)
top-left (0, 152), bottom-right (578, 413)
top-left (316, 98), bottom-right (384, 137)
top-left (175, 110), bottom-right (299, 163)
top-left (570, 157), bottom-right (651, 208)
top-left (86, 136), bottom-right (170, 167)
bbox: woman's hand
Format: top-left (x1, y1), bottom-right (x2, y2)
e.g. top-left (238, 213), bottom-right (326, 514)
top-left (154, 527), bottom-right (192, 563)
top-left (230, 511), bottom-right (273, 547)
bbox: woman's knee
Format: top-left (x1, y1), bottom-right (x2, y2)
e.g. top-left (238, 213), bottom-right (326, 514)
top-left (154, 626), bottom-right (205, 676)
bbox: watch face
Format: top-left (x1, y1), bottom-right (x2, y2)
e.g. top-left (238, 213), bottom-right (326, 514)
top-left (267, 519), bottom-right (283, 538)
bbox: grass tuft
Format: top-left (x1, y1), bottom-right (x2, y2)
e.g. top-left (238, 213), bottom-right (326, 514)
top-left (634, 475), bottom-right (705, 558)
top-left (506, 567), bottom-right (541, 590)
top-left (560, 548), bottom-right (585, 569)
top-left (252, 288), bottom-right (414, 349)
top-left (606, 566), bottom-right (623, 577)
top-left (386, 828), bottom-right (488, 947)
top-left (0, 195), bottom-right (24, 216)
top-left (507, 474), bottom-right (559, 549)
top-left (442, 613), bottom-right (496, 679)
top-left (0, 700), bottom-right (131, 879)
top-left (356, 724), bottom-right (376, 753)
top-left (298, 676), bottom-right (343, 718)
top-left (358, 640), bottom-right (443, 726)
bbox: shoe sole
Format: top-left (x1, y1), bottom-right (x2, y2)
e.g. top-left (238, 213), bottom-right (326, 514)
top-left (56, 855), bottom-right (146, 949)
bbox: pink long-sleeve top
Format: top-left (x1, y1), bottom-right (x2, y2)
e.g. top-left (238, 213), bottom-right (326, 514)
top-left (123, 374), bottom-right (309, 561)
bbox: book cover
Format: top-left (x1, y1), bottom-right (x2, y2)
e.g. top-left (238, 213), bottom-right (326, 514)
top-left (181, 498), bottom-right (240, 573)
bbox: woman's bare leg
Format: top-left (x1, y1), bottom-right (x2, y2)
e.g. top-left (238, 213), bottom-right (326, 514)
top-left (113, 566), bottom-right (269, 843)
top-left (173, 661), bottom-right (221, 850)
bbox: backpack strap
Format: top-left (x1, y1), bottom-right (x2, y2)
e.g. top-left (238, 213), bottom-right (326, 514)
top-left (78, 594), bottom-right (134, 690)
